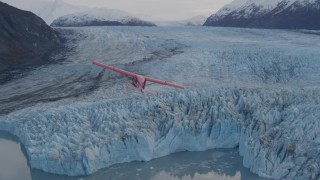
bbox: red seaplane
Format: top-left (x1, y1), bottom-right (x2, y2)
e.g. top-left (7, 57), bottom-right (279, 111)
top-left (92, 61), bottom-right (185, 94)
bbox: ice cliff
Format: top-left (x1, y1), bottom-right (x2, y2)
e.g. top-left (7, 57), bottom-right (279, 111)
top-left (0, 88), bottom-right (319, 179)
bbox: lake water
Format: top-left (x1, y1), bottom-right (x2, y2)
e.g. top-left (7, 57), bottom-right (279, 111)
top-left (0, 131), bottom-right (269, 180)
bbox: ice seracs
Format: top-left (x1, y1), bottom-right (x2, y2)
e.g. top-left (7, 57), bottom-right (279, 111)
top-left (0, 89), bottom-right (319, 179)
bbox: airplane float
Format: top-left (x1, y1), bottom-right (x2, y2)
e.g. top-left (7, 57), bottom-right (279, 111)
top-left (92, 61), bottom-right (185, 94)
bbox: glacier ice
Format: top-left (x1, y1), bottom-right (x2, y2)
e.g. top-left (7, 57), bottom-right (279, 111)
top-left (1, 26), bottom-right (320, 179)
top-left (0, 88), bottom-right (319, 179)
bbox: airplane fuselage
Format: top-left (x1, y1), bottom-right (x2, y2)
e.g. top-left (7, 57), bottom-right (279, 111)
top-left (131, 75), bottom-right (146, 91)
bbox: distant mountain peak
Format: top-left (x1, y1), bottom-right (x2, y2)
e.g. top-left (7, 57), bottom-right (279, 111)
top-left (1, 0), bottom-right (88, 24)
top-left (70, 7), bottom-right (132, 21)
top-left (204, 0), bottom-right (320, 29)
top-left (51, 8), bottom-right (156, 27)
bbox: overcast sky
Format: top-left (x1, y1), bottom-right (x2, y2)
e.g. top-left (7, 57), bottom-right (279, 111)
top-left (64, 0), bottom-right (233, 20)
top-left (3, 0), bottom-right (233, 21)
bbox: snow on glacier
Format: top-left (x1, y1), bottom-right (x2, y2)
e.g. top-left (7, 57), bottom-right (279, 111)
top-left (0, 26), bottom-right (320, 179)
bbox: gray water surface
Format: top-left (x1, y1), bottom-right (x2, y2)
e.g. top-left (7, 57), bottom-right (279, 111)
top-left (0, 131), bottom-right (269, 180)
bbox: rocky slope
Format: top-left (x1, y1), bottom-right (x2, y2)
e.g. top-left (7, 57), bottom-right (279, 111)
top-left (51, 8), bottom-right (156, 27)
top-left (0, 2), bottom-right (60, 71)
top-left (204, 0), bottom-right (320, 29)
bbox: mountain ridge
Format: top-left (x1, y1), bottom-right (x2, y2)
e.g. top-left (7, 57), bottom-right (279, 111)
top-left (204, 0), bottom-right (320, 29)
top-left (51, 8), bottom-right (156, 27)
top-left (0, 0), bottom-right (87, 24)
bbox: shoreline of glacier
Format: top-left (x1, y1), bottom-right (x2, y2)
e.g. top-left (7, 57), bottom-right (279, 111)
top-left (0, 88), bottom-right (319, 179)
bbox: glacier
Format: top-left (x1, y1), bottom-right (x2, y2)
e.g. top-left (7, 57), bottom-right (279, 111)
top-left (0, 27), bottom-right (320, 179)
top-left (1, 89), bottom-right (319, 179)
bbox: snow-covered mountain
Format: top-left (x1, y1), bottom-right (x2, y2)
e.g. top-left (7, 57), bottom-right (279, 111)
top-left (51, 8), bottom-right (156, 27)
top-left (35, 0), bottom-right (88, 25)
top-left (204, 0), bottom-right (320, 29)
top-left (1, 0), bottom-right (87, 24)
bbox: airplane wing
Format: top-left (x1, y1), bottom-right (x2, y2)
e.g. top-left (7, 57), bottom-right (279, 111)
top-left (93, 60), bottom-right (185, 89)
top-left (92, 61), bottom-right (137, 78)
top-left (145, 77), bottom-right (185, 89)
